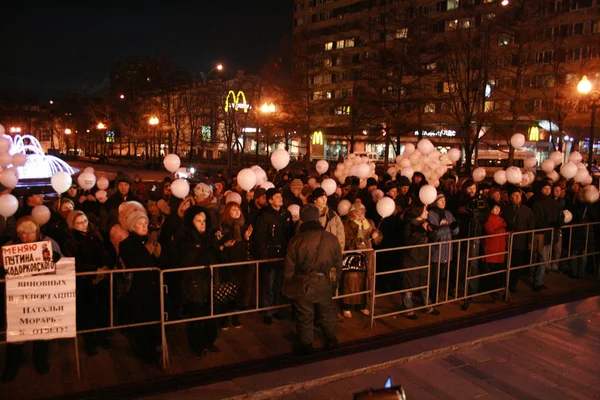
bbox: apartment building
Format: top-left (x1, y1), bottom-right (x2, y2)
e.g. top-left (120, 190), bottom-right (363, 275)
top-left (293, 0), bottom-right (600, 163)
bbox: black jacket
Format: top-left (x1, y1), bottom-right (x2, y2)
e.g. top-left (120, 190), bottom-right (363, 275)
top-left (283, 221), bottom-right (342, 288)
top-left (501, 203), bottom-right (535, 250)
top-left (530, 194), bottom-right (563, 245)
top-left (253, 205), bottom-right (294, 259)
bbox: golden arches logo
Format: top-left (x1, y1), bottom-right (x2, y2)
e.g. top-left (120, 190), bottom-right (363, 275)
top-left (224, 90), bottom-right (249, 113)
top-left (312, 130), bottom-right (324, 145)
top-left (528, 126), bottom-right (539, 142)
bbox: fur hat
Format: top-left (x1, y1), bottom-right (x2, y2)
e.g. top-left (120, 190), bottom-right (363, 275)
top-left (300, 204), bottom-right (320, 222)
top-left (66, 210), bottom-right (86, 230)
top-left (16, 216), bottom-right (40, 236)
top-left (118, 201), bottom-right (146, 229)
top-left (125, 210), bottom-right (149, 232)
top-left (348, 202), bottom-right (366, 214)
top-left (266, 188), bottom-right (281, 201)
top-left (115, 173), bottom-right (134, 187)
top-left (194, 182), bottom-right (213, 200)
top-left (290, 179), bottom-right (304, 190)
top-left (397, 176), bottom-right (411, 187)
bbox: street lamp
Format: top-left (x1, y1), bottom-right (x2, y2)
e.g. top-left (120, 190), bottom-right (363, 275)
top-left (149, 117), bottom-right (159, 167)
top-left (64, 128), bottom-right (72, 156)
top-left (203, 63), bottom-right (224, 84)
top-left (260, 102), bottom-right (276, 157)
top-left (577, 76), bottom-right (600, 174)
top-left (9, 127), bottom-right (21, 133)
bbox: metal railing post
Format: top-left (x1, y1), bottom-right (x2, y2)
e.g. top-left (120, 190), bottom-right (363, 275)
top-left (159, 271), bottom-right (169, 372)
top-left (370, 249), bottom-right (377, 331)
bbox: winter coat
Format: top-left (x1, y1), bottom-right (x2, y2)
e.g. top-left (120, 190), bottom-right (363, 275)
top-left (401, 217), bottom-right (432, 289)
top-left (64, 227), bottom-right (110, 274)
top-left (569, 201), bottom-right (596, 253)
top-left (298, 206), bottom-right (345, 251)
top-left (483, 213), bottom-right (507, 263)
top-left (427, 206), bottom-right (459, 263)
top-left (283, 221), bottom-right (343, 301)
top-left (179, 226), bottom-right (216, 304)
top-left (253, 205), bottom-right (294, 260)
top-left (215, 219), bottom-right (250, 264)
top-left (501, 203), bottom-right (535, 250)
top-left (530, 194), bottom-right (563, 246)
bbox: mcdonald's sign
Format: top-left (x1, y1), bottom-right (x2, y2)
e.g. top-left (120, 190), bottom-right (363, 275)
top-left (224, 90), bottom-right (250, 113)
top-left (528, 126), bottom-right (539, 142)
top-left (312, 130), bottom-right (324, 145)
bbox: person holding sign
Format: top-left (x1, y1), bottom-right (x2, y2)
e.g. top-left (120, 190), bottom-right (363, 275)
top-left (1, 216), bottom-right (62, 382)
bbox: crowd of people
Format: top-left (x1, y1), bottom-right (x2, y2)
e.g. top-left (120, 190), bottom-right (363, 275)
top-left (0, 164), bottom-right (598, 381)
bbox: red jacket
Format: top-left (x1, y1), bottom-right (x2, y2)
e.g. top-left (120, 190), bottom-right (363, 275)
top-left (483, 213), bottom-right (507, 264)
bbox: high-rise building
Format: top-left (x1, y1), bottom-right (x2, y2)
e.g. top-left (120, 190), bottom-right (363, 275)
top-left (293, 0), bottom-right (600, 164)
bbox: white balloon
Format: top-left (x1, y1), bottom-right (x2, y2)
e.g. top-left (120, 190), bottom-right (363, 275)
top-left (0, 137), bottom-right (11, 153)
top-left (547, 170), bottom-right (559, 182)
top-left (0, 153), bottom-right (13, 168)
top-left (560, 162), bottom-right (578, 179)
top-left (308, 177), bottom-right (318, 189)
top-left (77, 172), bottom-right (96, 190)
top-left (97, 177), bottom-right (109, 190)
top-left (237, 168), bottom-right (257, 191)
top-left (288, 204), bottom-right (300, 222)
top-left (316, 160), bottom-right (329, 175)
top-left (270, 149), bottom-right (290, 171)
top-left (0, 194), bottom-right (19, 218)
top-left (401, 166), bottom-right (414, 180)
top-left (12, 153), bottom-right (27, 167)
top-left (472, 167), bottom-right (486, 183)
top-left (355, 163), bottom-right (371, 179)
top-left (419, 184), bottom-right (437, 205)
top-left (403, 143), bottom-right (416, 156)
top-left (494, 170), bottom-right (507, 185)
top-left (417, 138), bottom-right (434, 155)
top-left (387, 167), bottom-right (397, 176)
top-left (574, 168), bottom-right (589, 183)
top-left (510, 133), bottom-right (526, 149)
top-left (51, 171), bottom-right (73, 193)
top-left (584, 185), bottom-right (599, 203)
top-left (447, 148), bottom-right (462, 163)
top-left (521, 174), bottom-right (531, 187)
top-left (549, 151), bottom-right (563, 166)
top-left (541, 159), bottom-right (555, 173)
top-left (337, 199), bottom-right (352, 216)
top-left (524, 157), bottom-right (537, 169)
top-left (505, 166), bottom-right (523, 185)
top-left (163, 154), bottom-right (181, 173)
top-left (171, 178), bottom-right (190, 199)
top-left (31, 205), bottom-right (52, 225)
top-left (254, 168), bottom-right (268, 186)
top-left (376, 196), bottom-right (396, 218)
top-left (83, 167), bottom-right (95, 174)
top-left (321, 178), bottom-right (337, 196)
top-left (568, 151), bottom-right (583, 164)
top-left (372, 189), bottom-right (384, 202)
top-left (0, 168), bottom-right (18, 189)
top-left (225, 191), bottom-right (242, 205)
top-left (582, 175), bottom-right (593, 186)
top-left (260, 181), bottom-right (275, 190)
top-left (395, 155), bottom-right (404, 164)
top-left (399, 158), bottom-right (412, 169)
top-left (95, 190), bottom-right (107, 201)
top-left (563, 209), bottom-right (572, 224)
top-left (250, 165), bottom-right (263, 171)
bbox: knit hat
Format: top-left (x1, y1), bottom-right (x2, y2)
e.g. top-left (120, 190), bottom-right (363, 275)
top-left (366, 177), bottom-right (378, 187)
top-left (506, 184), bottom-right (522, 196)
top-left (301, 186), bottom-right (313, 197)
top-left (194, 182), bottom-right (213, 200)
top-left (397, 176), bottom-right (411, 187)
top-left (533, 179), bottom-right (551, 193)
top-left (384, 181), bottom-right (397, 194)
top-left (348, 202), bottom-right (366, 214)
top-left (125, 210), bottom-right (149, 232)
top-left (115, 173), bottom-right (134, 187)
top-left (266, 188), bottom-right (281, 201)
top-left (253, 187), bottom-right (267, 199)
top-left (118, 201), bottom-right (146, 228)
top-left (66, 210), bottom-right (86, 229)
top-left (433, 191), bottom-right (445, 206)
top-left (290, 179), bottom-right (304, 190)
top-left (300, 204), bottom-right (320, 222)
top-left (310, 187), bottom-right (327, 200)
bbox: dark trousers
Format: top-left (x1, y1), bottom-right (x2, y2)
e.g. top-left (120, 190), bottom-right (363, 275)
top-left (185, 302), bottom-right (218, 354)
top-left (260, 261), bottom-right (284, 316)
top-left (430, 262), bottom-right (448, 303)
top-left (3, 341), bottom-right (49, 375)
top-left (510, 249), bottom-right (527, 291)
top-left (293, 296), bottom-right (338, 347)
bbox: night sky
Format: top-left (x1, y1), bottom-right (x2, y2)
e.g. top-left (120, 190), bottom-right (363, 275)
top-left (0, 1), bottom-right (292, 98)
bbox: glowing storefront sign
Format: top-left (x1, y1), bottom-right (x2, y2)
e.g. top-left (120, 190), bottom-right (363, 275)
top-left (528, 126), bottom-right (539, 141)
top-left (312, 130), bottom-right (324, 145)
top-left (414, 130), bottom-right (456, 137)
top-left (224, 90), bottom-right (249, 113)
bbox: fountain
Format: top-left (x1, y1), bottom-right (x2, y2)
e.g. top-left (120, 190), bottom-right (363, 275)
top-left (6, 134), bottom-right (75, 180)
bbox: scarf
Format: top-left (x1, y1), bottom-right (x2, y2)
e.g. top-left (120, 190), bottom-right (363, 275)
top-left (224, 215), bottom-right (246, 242)
top-left (352, 218), bottom-right (371, 239)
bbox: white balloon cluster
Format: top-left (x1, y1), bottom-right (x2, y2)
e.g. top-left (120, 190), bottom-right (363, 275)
top-left (0, 133), bottom-right (27, 190)
top-left (540, 150), bottom-right (593, 185)
top-left (333, 153), bottom-right (377, 189)
top-left (392, 139), bottom-right (458, 189)
top-left (237, 165), bottom-right (272, 192)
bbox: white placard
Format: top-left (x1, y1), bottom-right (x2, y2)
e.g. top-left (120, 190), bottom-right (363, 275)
top-left (5, 258), bottom-right (76, 342)
top-left (2, 240), bottom-right (56, 278)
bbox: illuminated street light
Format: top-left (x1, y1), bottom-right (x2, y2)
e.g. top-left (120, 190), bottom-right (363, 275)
top-left (501, 0), bottom-right (509, 6)
top-left (149, 117), bottom-right (159, 125)
top-left (578, 75), bottom-right (600, 174)
top-left (204, 63), bottom-right (224, 83)
top-left (97, 122), bottom-right (106, 130)
top-left (64, 128), bottom-right (72, 135)
top-left (119, 94), bottom-right (125, 99)
top-left (261, 102), bottom-right (276, 113)
top-left (9, 127), bottom-right (21, 133)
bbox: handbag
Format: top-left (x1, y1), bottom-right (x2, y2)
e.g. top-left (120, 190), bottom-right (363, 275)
top-left (214, 281), bottom-right (238, 304)
top-left (342, 253), bottom-right (368, 272)
top-left (282, 231), bottom-right (324, 299)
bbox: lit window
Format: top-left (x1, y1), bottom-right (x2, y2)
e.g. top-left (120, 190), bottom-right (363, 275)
top-left (426, 62), bottom-right (436, 71)
top-left (345, 38), bottom-right (355, 47)
top-left (313, 91), bottom-right (323, 100)
top-left (485, 101), bottom-right (494, 112)
top-left (337, 40), bottom-right (345, 49)
top-left (446, 19), bottom-right (458, 31)
top-left (326, 91), bottom-right (333, 99)
top-left (334, 105), bottom-right (351, 115)
top-left (424, 103), bottom-right (436, 113)
top-left (325, 42), bottom-right (333, 51)
top-left (324, 58), bottom-right (332, 67)
top-left (447, 0), bottom-right (459, 10)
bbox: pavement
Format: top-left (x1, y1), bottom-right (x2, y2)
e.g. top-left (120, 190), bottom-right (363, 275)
top-left (136, 295), bottom-right (600, 400)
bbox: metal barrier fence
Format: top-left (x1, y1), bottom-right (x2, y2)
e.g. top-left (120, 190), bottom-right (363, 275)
top-left (0, 222), bottom-right (599, 378)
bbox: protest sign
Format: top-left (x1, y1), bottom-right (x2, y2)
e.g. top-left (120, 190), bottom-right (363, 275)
top-left (2, 240), bottom-right (56, 278)
top-left (5, 257), bottom-right (76, 342)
